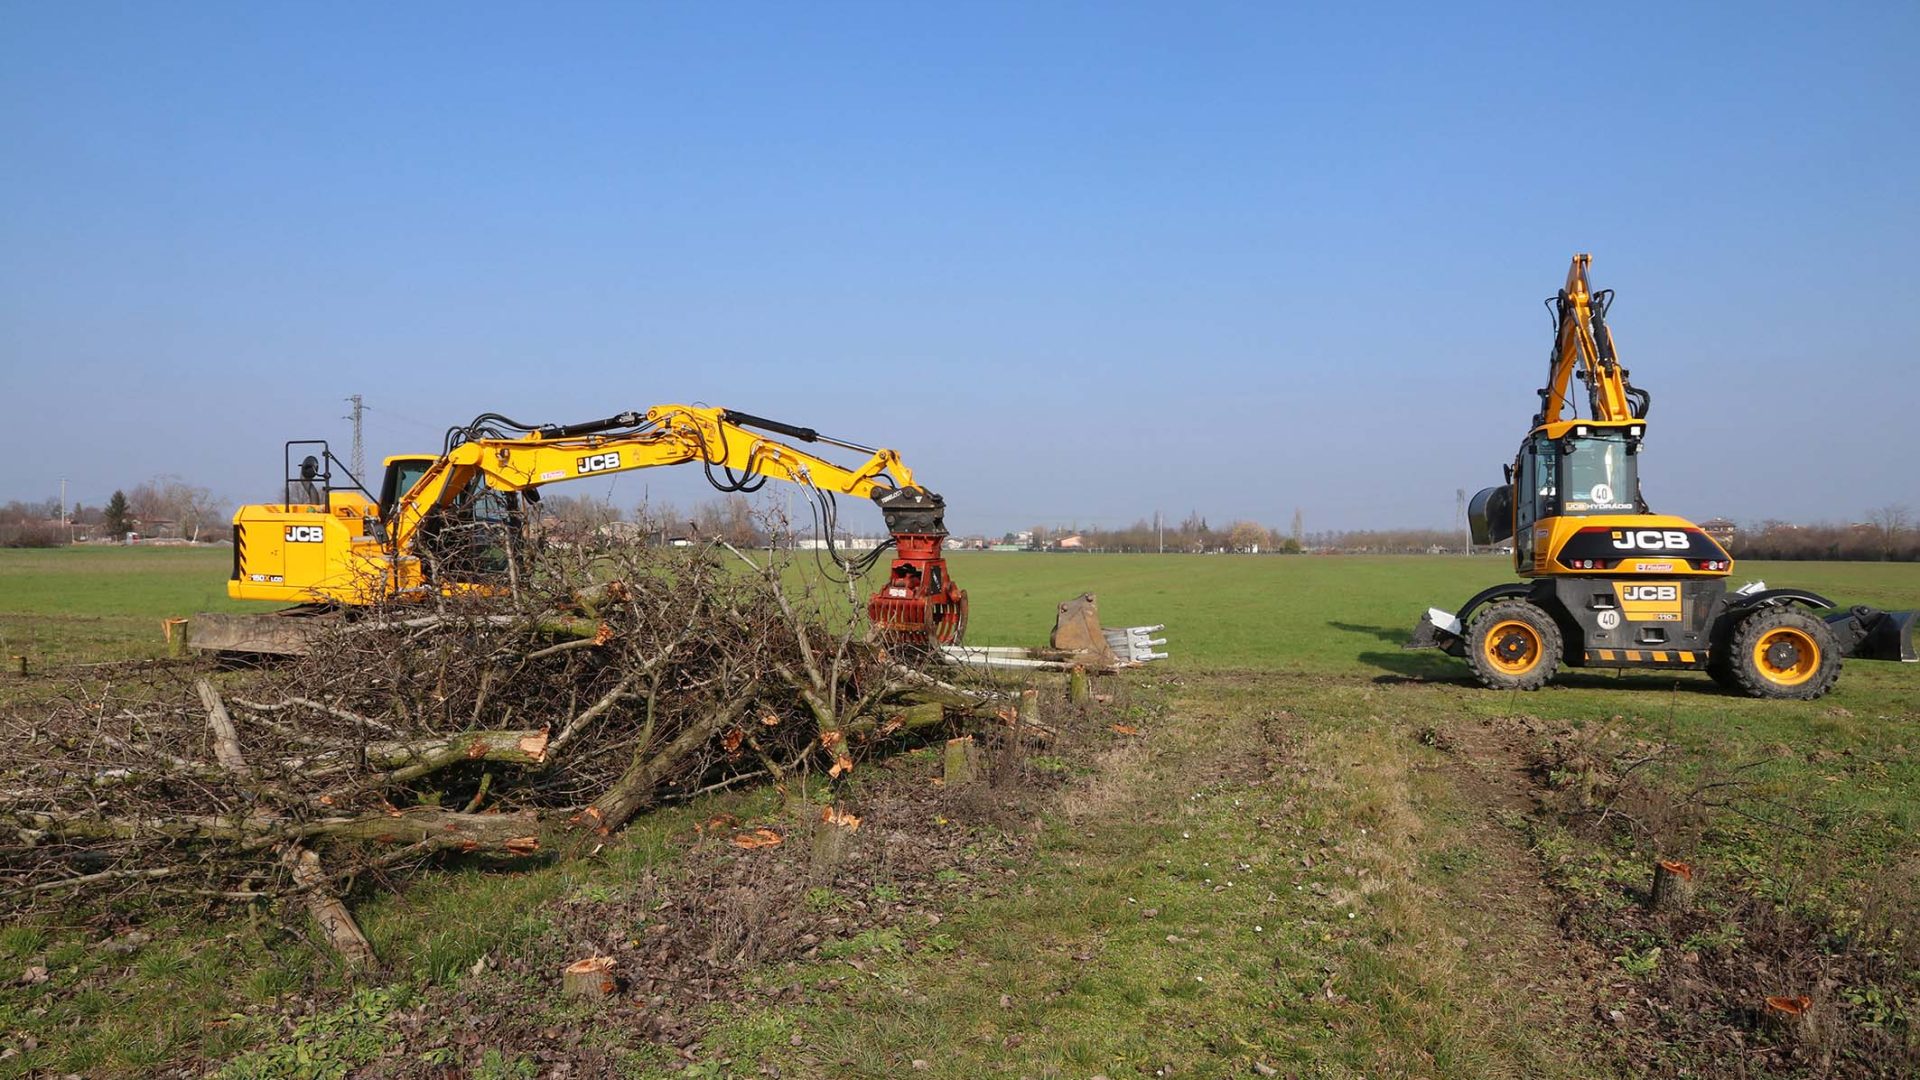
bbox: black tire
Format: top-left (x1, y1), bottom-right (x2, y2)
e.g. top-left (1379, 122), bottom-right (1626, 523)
top-left (1705, 646), bottom-right (1740, 690)
top-left (1727, 606), bottom-right (1842, 700)
top-left (1465, 600), bottom-right (1563, 691)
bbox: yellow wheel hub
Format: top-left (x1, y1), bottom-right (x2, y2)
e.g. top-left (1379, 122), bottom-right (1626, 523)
top-left (1484, 619), bottom-right (1543, 675)
top-left (1752, 627), bottom-right (1820, 686)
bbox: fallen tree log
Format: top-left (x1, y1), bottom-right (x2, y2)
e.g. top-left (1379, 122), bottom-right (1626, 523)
top-left (285, 845), bottom-right (376, 970)
top-left (582, 700), bottom-right (749, 833)
top-left (196, 679), bottom-right (250, 777)
top-left (357, 729), bottom-right (550, 771)
top-left (13, 806), bottom-right (541, 856)
top-left (844, 702), bottom-right (946, 741)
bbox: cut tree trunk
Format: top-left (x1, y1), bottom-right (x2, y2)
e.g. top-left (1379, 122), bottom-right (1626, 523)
top-left (584, 703), bottom-right (745, 832)
top-left (1068, 668), bottom-right (1090, 704)
top-left (164, 618), bottom-right (190, 658)
top-left (1649, 859), bottom-right (1695, 913)
top-left (284, 844), bottom-right (376, 970)
top-left (12, 806), bottom-right (541, 854)
top-left (562, 956), bottom-right (617, 1000)
top-left (1018, 688), bottom-right (1040, 727)
top-left (810, 806), bottom-right (861, 877)
top-left (196, 679), bottom-right (251, 777)
top-left (944, 735), bottom-right (982, 787)
top-left (844, 702), bottom-right (944, 740)
top-left (1763, 995), bottom-right (1820, 1046)
top-left (313, 729), bottom-right (552, 805)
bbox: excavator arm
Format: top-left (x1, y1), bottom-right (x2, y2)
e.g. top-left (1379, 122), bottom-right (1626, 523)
top-left (1534, 253), bottom-right (1649, 427)
top-left (386, 405), bottom-right (921, 551)
top-left (386, 404), bottom-right (965, 643)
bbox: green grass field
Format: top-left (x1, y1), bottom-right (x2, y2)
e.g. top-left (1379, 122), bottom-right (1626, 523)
top-left (4, 547), bottom-right (1917, 1078)
top-left (0, 546), bottom-right (252, 665)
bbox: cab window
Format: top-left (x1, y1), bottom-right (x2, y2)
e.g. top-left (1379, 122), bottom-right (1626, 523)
top-left (1557, 432), bottom-right (1637, 515)
top-left (379, 459), bottom-right (435, 522)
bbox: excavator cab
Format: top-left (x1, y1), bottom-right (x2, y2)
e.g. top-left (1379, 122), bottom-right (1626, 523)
top-left (376, 456), bottom-right (438, 528)
top-left (1476, 420), bottom-right (1651, 573)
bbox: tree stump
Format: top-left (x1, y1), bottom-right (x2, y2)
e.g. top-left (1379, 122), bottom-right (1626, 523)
top-left (163, 617), bottom-right (190, 658)
top-left (1068, 668), bottom-right (1090, 704)
top-left (1763, 995), bottom-right (1819, 1046)
top-left (9, 655), bottom-right (24, 677)
top-left (1649, 859), bottom-right (1695, 913)
top-left (1018, 688), bottom-right (1040, 727)
top-left (944, 735), bottom-right (982, 787)
top-left (810, 805), bottom-right (861, 877)
top-left (562, 956), bottom-right (618, 1000)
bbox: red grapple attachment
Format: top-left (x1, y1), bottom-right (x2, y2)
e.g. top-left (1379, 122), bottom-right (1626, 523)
top-left (867, 487), bottom-right (967, 646)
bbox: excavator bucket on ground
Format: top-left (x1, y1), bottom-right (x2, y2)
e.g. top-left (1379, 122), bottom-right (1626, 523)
top-left (1051, 593), bottom-right (1118, 668)
top-left (1054, 592), bottom-right (1170, 666)
top-left (1828, 605), bottom-right (1920, 662)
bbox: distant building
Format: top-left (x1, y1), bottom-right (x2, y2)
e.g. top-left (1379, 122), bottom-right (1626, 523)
top-left (596, 521), bottom-right (646, 542)
top-left (1057, 534), bottom-right (1085, 549)
top-left (792, 536), bottom-right (884, 551)
top-left (1701, 517), bottom-right (1736, 548)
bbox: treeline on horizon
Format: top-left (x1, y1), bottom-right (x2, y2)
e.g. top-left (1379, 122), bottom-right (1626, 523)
top-left (3, 493), bottom-right (1916, 562)
top-left (1035, 512), bottom-right (1920, 562)
top-left (1026, 511), bottom-right (1919, 561)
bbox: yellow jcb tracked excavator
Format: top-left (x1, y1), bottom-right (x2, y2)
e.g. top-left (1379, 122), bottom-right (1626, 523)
top-left (1406, 254), bottom-right (1916, 698)
top-left (194, 404), bottom-right (966, 654)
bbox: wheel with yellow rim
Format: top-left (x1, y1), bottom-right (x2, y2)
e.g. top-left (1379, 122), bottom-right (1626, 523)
top-left (1465, 600), bottom-right (1562, 690)
top-left (1728, 606), bottom-right (1841, 700)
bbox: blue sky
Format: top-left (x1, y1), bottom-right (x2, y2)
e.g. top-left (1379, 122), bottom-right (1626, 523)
top-left (3, 2), bottom-right (1914, 535)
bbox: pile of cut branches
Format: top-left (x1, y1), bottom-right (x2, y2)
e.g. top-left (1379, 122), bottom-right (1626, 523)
top-left (1, 538), bottom-right (1009, 963)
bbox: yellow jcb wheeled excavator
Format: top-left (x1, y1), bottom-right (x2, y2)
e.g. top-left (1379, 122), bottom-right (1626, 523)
top-left (1406, 255), bottom-right (1915, 699)
top-left (195, 404), bottom-right (966, 654)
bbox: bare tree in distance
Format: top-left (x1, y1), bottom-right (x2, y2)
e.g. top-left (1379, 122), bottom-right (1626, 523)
top-left (125, 476), bottom-right (223, 541)
top-left (1868, 505), bottom-right (1912, 556)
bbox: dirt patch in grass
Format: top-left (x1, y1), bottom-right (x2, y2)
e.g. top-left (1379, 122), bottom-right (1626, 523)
top-left (1428, 715), bottom-right (1664, 1069)
top-left (1455, 711), bottom-right (1920, 1078)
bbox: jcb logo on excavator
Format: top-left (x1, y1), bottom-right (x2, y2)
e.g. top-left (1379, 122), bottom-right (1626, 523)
top-left (577, 452), bottom-right (622, 475)
top-left (284, 525), bottom-right (325, 543)
top-left (1613, 580), bottom-right (1684, 621)
top-left (1611, 529), bottom-right (1690, 551)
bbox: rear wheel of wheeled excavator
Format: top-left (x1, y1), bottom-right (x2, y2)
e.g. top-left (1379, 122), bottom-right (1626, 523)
top-left (1727, 607), bottom-right (1841, 700)
top-left (1705, 646), bottom-right (1740, 691)
top-left (1465, 600), bottom-right (1562, 691)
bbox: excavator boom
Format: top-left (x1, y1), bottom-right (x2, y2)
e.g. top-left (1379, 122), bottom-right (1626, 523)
top-left (1535, 253), bottom-right (1647, 427)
